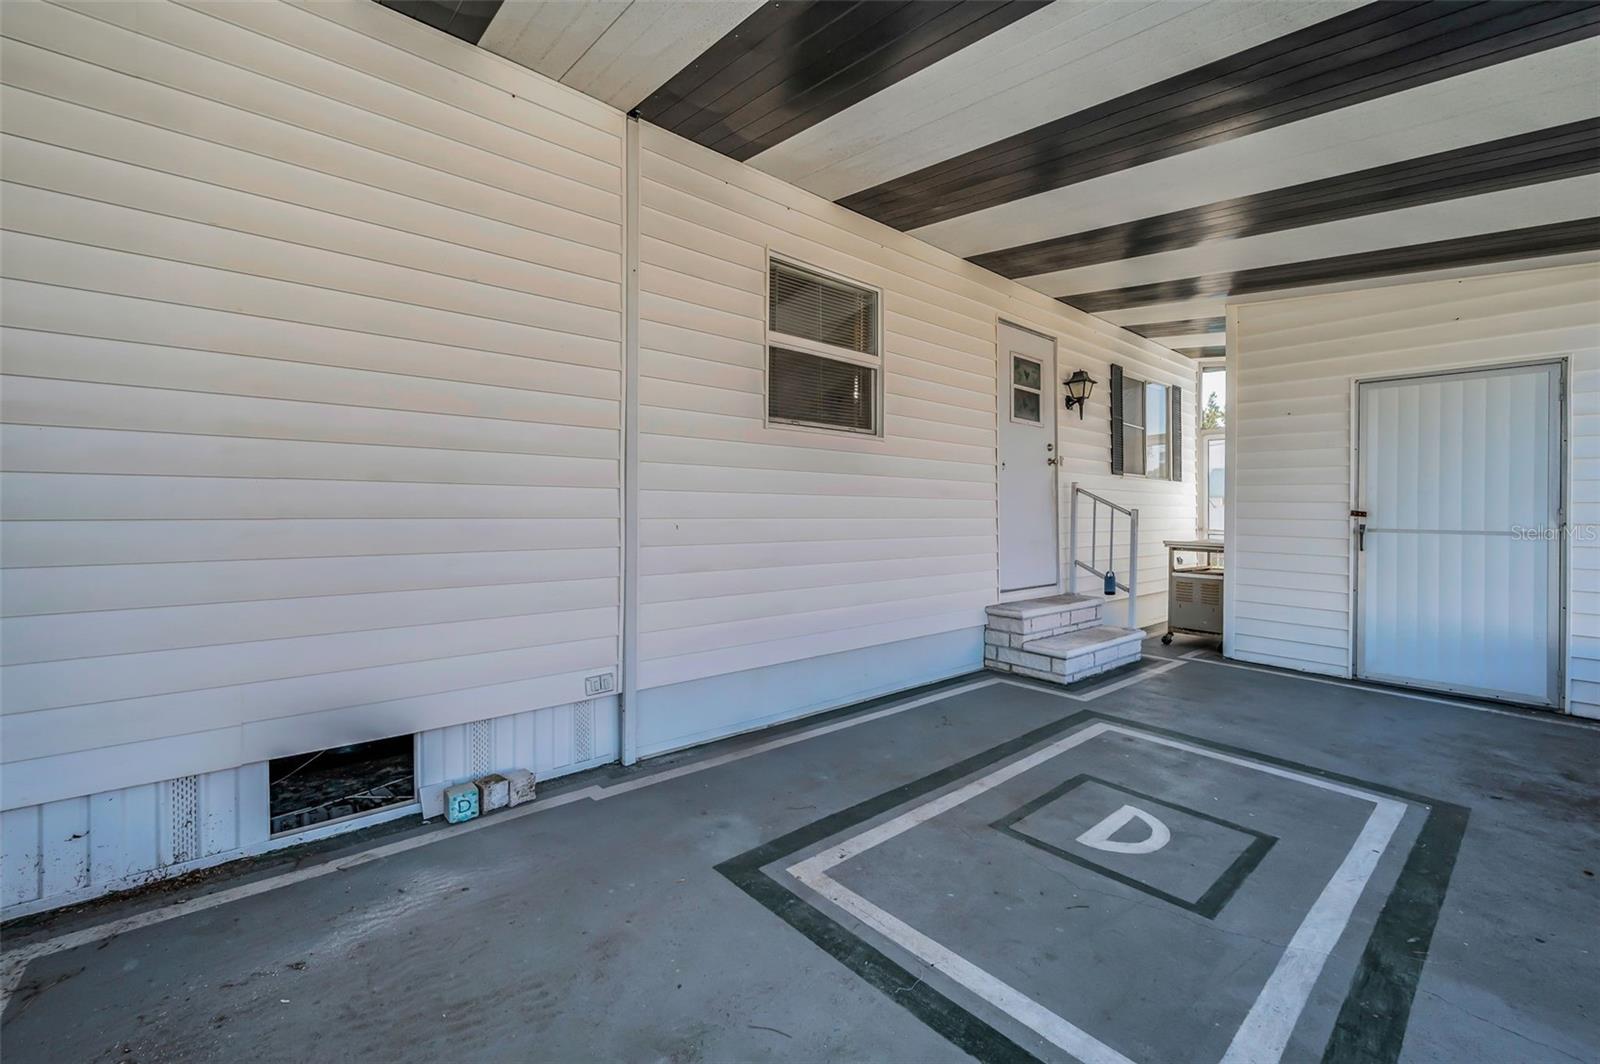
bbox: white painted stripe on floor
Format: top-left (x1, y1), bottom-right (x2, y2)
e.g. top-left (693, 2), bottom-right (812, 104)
top-left (1224, 800), bottom-right (1406, 1063)
top-left (786, 713), bottom-right (1407, 1064)
top-left (794, 859), bottom-right (1139, 1064)
top-left (913, 39), bottom-right (1600, 259)
top-left (1022, 174), bottom-right (1600, 297)
top-left (1181, 650), bottom-right (1600, 729)
top-left (751, 0), bottom-right (1349, 201)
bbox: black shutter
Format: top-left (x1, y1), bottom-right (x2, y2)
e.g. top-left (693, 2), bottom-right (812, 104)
top-left (1109, 363), bottom-right (1124, 475)
top-left (1169, 384), bottom-right (1183, 481)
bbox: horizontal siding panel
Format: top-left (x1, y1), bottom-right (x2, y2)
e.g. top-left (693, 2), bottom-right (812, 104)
top-left (642, 518), bottom-right (995, 547)
top-left (1236, 276), bottom-right (1600, 354)
top-left (1230, 631), bottom-right (1349, 668)
top-left (643, 589), bottom-right (990, 661)
top-left (3, 232), bottom-right (622, 366)
top-left (3, 605), bottom-right (620, 717)
top-left (641, 571), bottom-right (994, 633)
top-left (211, 0), bottom-right (621, 154)
top-left (2, 88), bottom-right (621, 281)
top-left (641, 552), bottom-right (995, 604)
top-left (1, 427), bottom-right (618, 488)
top-left (640, 261), bottom-right (764, 321)
top-left (2, 548), bottom-right (619, 617)
top-left (640, 320), bottom-right (762, 369)
top-left (0, 38), bottom-right (620, 251)
top-left (91, 0), bottom-right (619, 170)
top-left (5, 640), bottom-right (618, 765)
top-left (639, 491), bottom-right (992, 521)
top-left (3, 577), bottom-right (617, 665)
top-left (288, 0), bottom-right (622, 136)
top-left (641, 463), bottom-right (992, 500)
top-left (641, 408), bottom-right (993, 467)
top-left (2, 518), bottom-right (620, 567)
top-left (0, 474), bottom-right (617, 521)
top-left (643, 435), bottom-right (994, 482)
top-left (639, 608), bottom-right (978, 691)
top-left (4, 375), bottom-right (620, 459)
top-left (2, 139), bottom-right (620, 311)
top-left (2, 5), bottom-right (622, 214)
top-left (642, 376), bottom-right (763, 420)
top-left (640, 349), bottom-right (764, 393)
top-left (641, 537), bottom-right (996, 576)
top-left (0, 184), bottom-right (620, 339)
top-left (1, 285), bottom-right (619, 394)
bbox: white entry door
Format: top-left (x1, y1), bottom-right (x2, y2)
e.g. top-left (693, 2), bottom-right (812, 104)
top-left (998, 322), bottom-right (1059, 592)
top-left (1356, 362), bottom-right (1563, 706)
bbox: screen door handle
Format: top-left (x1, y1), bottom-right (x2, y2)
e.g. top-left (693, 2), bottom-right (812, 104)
top-left (1351, 509), bottom-right (1367, 551)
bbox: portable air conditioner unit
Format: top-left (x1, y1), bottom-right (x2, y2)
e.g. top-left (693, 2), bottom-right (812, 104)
top-left (1169, 568), bottom-right (1224, 638)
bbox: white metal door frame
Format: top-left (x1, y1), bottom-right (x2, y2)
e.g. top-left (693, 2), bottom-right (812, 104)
top-left (996, 318), bottom-right (1061, 595)
top-left (1350, 358), bottom-right (1567, 708)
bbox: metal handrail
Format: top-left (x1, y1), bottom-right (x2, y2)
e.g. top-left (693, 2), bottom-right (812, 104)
top-left (1067, 481), bottom-right (1139, 628)
top-left (1069, 485), bottom-right (1136, 519)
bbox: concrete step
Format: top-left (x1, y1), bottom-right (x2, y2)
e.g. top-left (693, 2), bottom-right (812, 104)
top-left (984, 593), bottom-right (1103, 641)
top-left (984, 622), bottom-right (1143, 685)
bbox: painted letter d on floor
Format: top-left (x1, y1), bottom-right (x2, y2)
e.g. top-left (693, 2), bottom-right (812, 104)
top-left (1076, 804), bottom-right (1171, 855)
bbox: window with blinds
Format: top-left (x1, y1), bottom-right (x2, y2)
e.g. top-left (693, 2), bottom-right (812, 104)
top-left (767, 257), bottom-right (880, 434)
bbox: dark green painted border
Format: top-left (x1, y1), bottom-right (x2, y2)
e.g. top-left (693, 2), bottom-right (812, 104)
top-left (714, 705), bottom-right (1468, 1064)
top-left (991, 772), bottom-right (1277, 919)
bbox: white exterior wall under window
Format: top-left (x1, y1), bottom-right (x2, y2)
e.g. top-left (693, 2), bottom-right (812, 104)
top-left (0, 0), bottom-right (625, 912)
top-left (633, 126), bottom-right (1194, 756)
top-left (0, 0), bottom-right (1194, 914)
top-left (1224, 263), bottom-right (1600, 718)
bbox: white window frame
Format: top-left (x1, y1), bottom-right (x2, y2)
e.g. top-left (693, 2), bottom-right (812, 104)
top-left (1009, 352), bottom-right (1044, 425)
top-left (1197, 358), bottom-right (1226, 538)
top-left (1121, 373), bottom-right (1170, 479)
top-left (763, 251), bottom-right (884, 438)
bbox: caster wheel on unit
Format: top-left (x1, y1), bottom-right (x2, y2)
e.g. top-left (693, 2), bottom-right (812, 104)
top-left (1161, 633), bottom-right (1174, 645)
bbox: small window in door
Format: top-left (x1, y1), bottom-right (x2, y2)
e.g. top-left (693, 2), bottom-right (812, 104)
top-left (1012, 355), bottom-right (1042, 423)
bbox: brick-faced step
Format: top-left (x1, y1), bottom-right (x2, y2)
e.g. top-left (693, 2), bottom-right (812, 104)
top-left (984, 623), bottom-right (1142, 684)
top-left (984, 593), bottom-right (1103, 640)
top-left (1023, 625), bottom-right (1142, 666)
top-left (984, 593), bottom-right (1104, 621)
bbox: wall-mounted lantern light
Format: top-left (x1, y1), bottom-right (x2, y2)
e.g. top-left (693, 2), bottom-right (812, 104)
top-left (1062, 370), bottom-right (1096, 418)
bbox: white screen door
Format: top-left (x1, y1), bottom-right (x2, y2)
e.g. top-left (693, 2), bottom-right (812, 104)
top-left (998, 322), bottom-right (1058, 592)
top-left (1356, 362), bottom-right (1563, 706)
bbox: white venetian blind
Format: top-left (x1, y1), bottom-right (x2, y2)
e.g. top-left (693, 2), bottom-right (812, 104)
top-left (769, 259), bottom-right (877, 356)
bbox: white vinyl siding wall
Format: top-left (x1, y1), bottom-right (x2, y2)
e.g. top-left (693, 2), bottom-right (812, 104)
top-left (1225, 263), bottom-right (1600, 717)
top-left (635, 125), bottom-right (1194, 751)
top-left (0, 0), bottom-right (626, 810)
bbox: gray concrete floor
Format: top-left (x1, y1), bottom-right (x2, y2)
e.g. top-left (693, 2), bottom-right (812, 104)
top-left (3, 643), bottom-right (1597, 1063)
